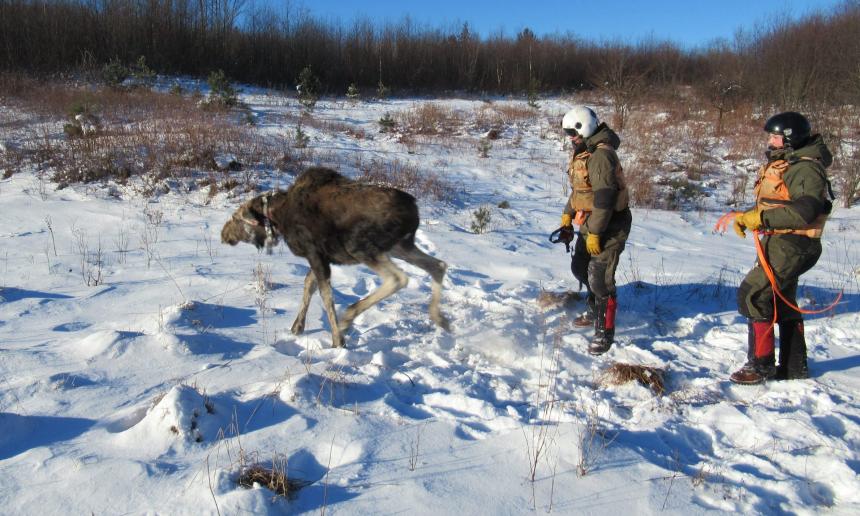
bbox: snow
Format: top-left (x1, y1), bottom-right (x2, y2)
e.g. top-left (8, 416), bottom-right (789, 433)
top-left (1, 90), bottom-right (859, 514)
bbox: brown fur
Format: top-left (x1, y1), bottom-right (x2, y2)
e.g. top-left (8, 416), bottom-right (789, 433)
top-left (222, 167), bottom-right (450, 347)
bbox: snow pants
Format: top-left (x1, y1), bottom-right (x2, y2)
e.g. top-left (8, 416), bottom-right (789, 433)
top-left (736, 234), bottom-right (822, 323)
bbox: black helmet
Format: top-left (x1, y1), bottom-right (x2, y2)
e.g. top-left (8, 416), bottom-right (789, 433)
top-left (764, 111), bottom-right (811, 149)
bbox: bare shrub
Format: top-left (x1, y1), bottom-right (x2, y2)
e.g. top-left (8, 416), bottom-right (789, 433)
top-left (492, 103), bottom-right (539, 125)
top-left (1, 78), bottom-right (281, 191)
top-left (622, 106), bottom-right (670, 208)
top-left (591, 44), bottom-right (649, 131)
top-left (522, 318), bottom-right (566, 508)
top-left (472, 105), bottom-right (505, 132)
top-left (598, 362), bottom-right (666, 396)
top-left (623, 162), bottom-right (656, 209)
top-left (396, 103), bottom-right (461, 135)
top-left (727, 172), bottom-right (750, 208)
top-left (575, 401), bottom-right (616, 477)
top-left (355, 158), bottom-right (457, 202)
top-left (836, 146), bottom-right (860, 208)
top-left (682, 121), bottom-right (712, 180)
top-left (71, 226), bottom-right (104, 286)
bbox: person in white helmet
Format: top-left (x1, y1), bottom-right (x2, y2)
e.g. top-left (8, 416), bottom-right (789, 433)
top-left (557, 106), bottom-right (632, 355)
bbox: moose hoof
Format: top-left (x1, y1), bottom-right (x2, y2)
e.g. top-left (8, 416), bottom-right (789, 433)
top-left (332, 334), bottom-right (346, 348)
top-left (433, 314), bottom-right (452, 332)
top-left (290, 321), bottom-right (305, 335)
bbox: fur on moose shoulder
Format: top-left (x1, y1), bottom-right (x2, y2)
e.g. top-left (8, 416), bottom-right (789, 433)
top-left (221, 167), bottom-right (451, 348)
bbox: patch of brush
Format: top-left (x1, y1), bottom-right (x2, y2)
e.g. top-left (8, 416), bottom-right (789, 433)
top-left (237, 459), bottom-right (312, 500)
top-left (599, 362), bottom-right (666, 396)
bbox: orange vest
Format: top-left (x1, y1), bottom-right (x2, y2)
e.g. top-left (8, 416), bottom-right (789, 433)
top-left (755, 158), bottom-right (827, 238)
top-left (567, 143), bottom-right (628, 214)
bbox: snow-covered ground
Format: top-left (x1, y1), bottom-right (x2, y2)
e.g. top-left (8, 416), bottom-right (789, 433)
top-left (1, 91), bottom-right (859, 514)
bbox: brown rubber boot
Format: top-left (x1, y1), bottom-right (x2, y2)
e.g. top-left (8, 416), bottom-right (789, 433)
top-left (574, 295), bottom-right (595, 327)
top-left (730, 320), bottom-right (776, 385)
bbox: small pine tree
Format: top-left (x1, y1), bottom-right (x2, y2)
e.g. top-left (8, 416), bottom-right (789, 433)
top-left (477, 138), bottom-right (492, 158)
top-left (207, 69), bottom-right (238, 107)
top-left (470, 206), bottom-right (492, 234)
top-left (346, 83), bottom-right (360, 102)
top-left (294, 123), bottom-right (309, 148)
top-left (297, 66), bottom-right (321, 110)
top-left (527, 76), bottom-right (541, 108)
top-left (169, 82), bottom-right (183, 96)
top-left (378, 112), bottom-right (396, 133)
top-left (131, 55), bottom-right (156, 85)
top-left (102, 57), bottom-right (129, 88)
top-left (376, 80), bottom-right (390, 100)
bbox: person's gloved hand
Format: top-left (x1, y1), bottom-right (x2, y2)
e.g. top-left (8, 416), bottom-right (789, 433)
top-left (560, 213), bottom-right (572, 228)
top-left (733, 208), bottom-right (763, 238)
top-left (586, 233), bottom-right (602, 255)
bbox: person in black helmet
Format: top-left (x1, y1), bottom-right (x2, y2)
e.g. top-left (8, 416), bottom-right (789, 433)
top-left (729, 111), bottom-right (834, 384)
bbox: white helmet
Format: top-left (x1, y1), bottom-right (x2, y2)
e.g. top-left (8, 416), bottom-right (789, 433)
top-left (562, 106), bottom-right (599, 138)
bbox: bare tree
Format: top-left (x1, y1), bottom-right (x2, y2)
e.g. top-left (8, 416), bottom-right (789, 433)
top-left (590, 44), bottom-right (649, 132)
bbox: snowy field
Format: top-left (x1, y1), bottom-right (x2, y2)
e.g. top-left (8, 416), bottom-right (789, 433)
top-left (1, 89), bottom-right (859, 514)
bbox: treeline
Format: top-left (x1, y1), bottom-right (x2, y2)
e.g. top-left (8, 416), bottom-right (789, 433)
top-left (1, 0), bottom-right (859, 106)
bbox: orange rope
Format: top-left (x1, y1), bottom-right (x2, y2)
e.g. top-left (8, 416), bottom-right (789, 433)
top-left (714, 211), bottom-right (843, 333)
top-left (752, 230), bottom-right (843, 319)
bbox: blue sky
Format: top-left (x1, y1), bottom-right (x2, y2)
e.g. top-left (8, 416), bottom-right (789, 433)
top-left (275, 0), bottom-right (844, 48)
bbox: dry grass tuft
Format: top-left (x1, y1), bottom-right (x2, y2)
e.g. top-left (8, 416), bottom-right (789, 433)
top-left (492, 103), bottom-right (539, 124)
top-left (536, 289), bottom-right (582, 310)
top-left (599, 362), bottom-right (666, 396)
top-left (396, 102), bottom-right (462, 135)
top-left (237, 460), bottom-right (309, 499)
top-left (0, 75), bottom-right (289, 192)
top-left (354, 156), bottom-right (457, 202)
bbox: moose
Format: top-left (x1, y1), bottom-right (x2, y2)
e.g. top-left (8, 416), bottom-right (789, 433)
top-left (221, 167), bottom-right (451, 347)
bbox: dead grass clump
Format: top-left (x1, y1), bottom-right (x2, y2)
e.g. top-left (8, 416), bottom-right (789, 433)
top-left (355, 157), bottom-right (457, 202)
top-left (536, 289), bottom-right (582, 310)
top-left (396, 102), bottom-right (462, 135)
top-left (237, 460), bottom-right (309, 500)
top-left (1, 75), bottom-right (287, 192)
top-left (623, 163), bottom-right (656, 208)
top-left (492, 103), bottom-right (538, 125)
top-left (472, 105), bottom-right (506, 132)
top-left (599, 362), bottom-right (666, 396)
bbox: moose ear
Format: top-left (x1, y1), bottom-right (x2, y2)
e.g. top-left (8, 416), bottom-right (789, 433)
top-left (236, 204), bottom-right (261, 226)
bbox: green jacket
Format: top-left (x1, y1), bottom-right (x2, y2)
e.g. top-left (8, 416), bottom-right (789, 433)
top-left (563, 123), bottom-right (629, 236)
top-left (761, 134), bottom-right (833, 231)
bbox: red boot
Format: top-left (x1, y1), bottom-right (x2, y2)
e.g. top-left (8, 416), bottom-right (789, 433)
top-left (730, 320), bottom-right (777, 385)
top-left (588, 296), bottom-right (616, 355)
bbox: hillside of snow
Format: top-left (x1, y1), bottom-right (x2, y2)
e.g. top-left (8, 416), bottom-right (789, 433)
top-left (1, 89), bottom-right (859, 514)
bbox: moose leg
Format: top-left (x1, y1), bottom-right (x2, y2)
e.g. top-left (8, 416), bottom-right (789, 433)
top-left (339, 255), bottom-right (408, 332)
top-left (291, 270), bottom-right (317, 335)
top-left (391, 241), bottom-right (451, 331)
top-left (309, 259), bottom-right (344, 348)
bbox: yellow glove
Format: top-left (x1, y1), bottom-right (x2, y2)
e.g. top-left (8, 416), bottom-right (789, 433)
top-left (586, 233), bottom-right (602, 255)
top-left (560, 213), bottom-right (572, 228)
top-left (732, 208), bottom-right (763, 238)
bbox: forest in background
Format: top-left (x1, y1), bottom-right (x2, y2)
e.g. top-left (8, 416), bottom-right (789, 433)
top-left (1, 0), bottom-right (859, 108)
